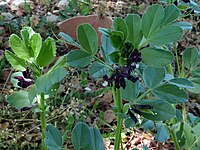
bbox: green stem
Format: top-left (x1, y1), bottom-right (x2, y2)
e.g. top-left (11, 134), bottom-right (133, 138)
top-left (114, 89), bottom-right (123, 150)
top-left (136, 88), bottom-right (151, 101)
top-left (167, 64), bottom-right (174, 76)
top-left (168, 128), bottom-right (180, 150)
top-left (182, 103), bottom-right (187, 123)
top-left (40, 93), bottom-right (47, 150)
top-left (175, 48), bottom-right (181, 75)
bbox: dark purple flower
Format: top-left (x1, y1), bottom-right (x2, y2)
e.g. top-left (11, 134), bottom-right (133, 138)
top-left (14, 68), bottom-right (33, 88)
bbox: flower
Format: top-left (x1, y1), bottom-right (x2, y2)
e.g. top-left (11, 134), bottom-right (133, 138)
top-left (14, 68), bottom-right (33, 88)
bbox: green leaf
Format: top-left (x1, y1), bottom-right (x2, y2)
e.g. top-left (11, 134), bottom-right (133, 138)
top-left (125, 14), bottom-right (143, 47)
top-left (183, 48), bottom-right (198, 69)
top-left (143, 66), bottom-right (165, 89)
top-left (101, 35), bottom-right (115, 64)
top-left (5, 51), bottom-right (27, 71)
top-left (142, 4), bottom-right (164, 38)
top-left (141, 47), bottom-right (174, 67)
top-left (163, 4), bottom-right (180, 25)
top-left (28, 85), bottom-right (37, 104)
top-left (36, 37), bottom-right (56, 67)
top-left (113, 18), bottom-right (128, 40)
top-left (124, 117), bottom-right (136, 128)
top-left (187, 78), bottom-right (200, 94)
top-left (90, 127), bottom-right (105, 150)
top-left (30, 33), bottom-right (42, 59)
top-left (110, 31), bottom-right (124, 49)
top-left (35, 67), bottom-right (67, 94)
top-left (148, 25), bottom-right (183, 46)
top-left (9, 34), bottom-right (30, 60)
top-left (77, 24), bottom-right (98, 54)
top-left (44, 124), bottom-right (63, 150)
top-left (155, 123), bottom-right (170, 142)
top-left (50, 55), bottom-right (67, 72)
top-left (6, 91), bottom-right (31, 110)
top-left (169, 78), bottom-right (194, 89)
top-left (58, 32), bottom-right (81, 48)
top-left (50, 67), bottom-right (68, 84)
top-left (141, 119), bottom-right (154, 130)
top-left (67, 50), bottom-right (93, 68)
top-left (190, 67), bottom-right (200, 77)
top-left (137, 99), bottom-right (175, 121)
top-left (172, 22), bottom-right (193, 30)
top-left (72, 122), bottom-right (92, 150)
top-left (183, 123), bottom-right (196, 150)
top-left (20, 27), bottom-right (35, 48)
top-left (121, 80), bottom-right (139, 101)
top-left (88, 62), bottom-right (109, 79)
top-left (153, 84), bottom-right (188, 104)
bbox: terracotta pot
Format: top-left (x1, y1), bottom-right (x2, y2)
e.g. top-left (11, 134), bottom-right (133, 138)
top-left (58, 15), bottom-right (113, 46)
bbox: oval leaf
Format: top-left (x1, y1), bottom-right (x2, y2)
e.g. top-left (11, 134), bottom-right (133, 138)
top-left (72, 122), bottom-right (92, 150)
top-left (183, 47), bottom-right (198, 69)
top-left (113, 18), bottom-right (128, 40)
top-left (121, 80), bottom-right (139, 101)
top-left (88, 62), bottom-right (109, 79)
top-left (44, 124), bottom-right (63, 150)
top-left (67, 50), bottom-right (93, 68)
top-left (5, 51), bottom-right (27, 71)
top-left (142, 4), bottom-right (164, 38)
top-left (6, 91), bottom-right (30, 110)
top-left (148, 25), bottom-right (183, 46)
top-left (141, 47), bottom-right (174, 67)
top-left (153, 84), bottom-right (188, 104)
top-left (137, 99), bottom-right (175, 121)
top-left (125, 14), bottom-right (143, 47)
top-left (77, 24), bottom-right (98, 54)
top-left (163, 4), bottom-right (180, 25)
top-left (30, 33), bottom-right (42, 59)
top-left (9, 34), bottom-right (30, 60)
top-left (169, 78), bottom-right (194, 89)
top-left (143, 66), bottom-right (165, 89)
top-left (155, 123), bottom-right (170, 142)
top-left (90, 127), bottom-right (105, 150)
top-left (36, 37), bottom-right (56, 67)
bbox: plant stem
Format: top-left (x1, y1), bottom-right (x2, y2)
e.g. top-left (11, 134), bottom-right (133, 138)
top-left (168, 128), bottom-right (180, 150)
top-left (136, 88), bottom-right (151, 101)
top-left (167, 64), bottom-right (174, 75)
top-left (114, 89), bottom-right (123, 150)
top-left (40, 93), bottom-right (47, 150)
top-left (175, 48), bottom-right (181, 75)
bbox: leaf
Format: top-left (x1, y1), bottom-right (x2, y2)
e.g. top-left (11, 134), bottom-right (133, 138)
top-left (28, 85), bottom-right (37, 104)
top-left (163, 4), bottom-right (180, 25)
top-left (5, 51), bottom-right (27, 71)
top-left (121, 80), bottom-right (139, 101)
top-left (77, 24), bottom-right (98, 54)
top-left (183, 123), bottom-right (196, 150)
top-left (35, 67), bottom-right (67, 94)
top-left (153, 84), bottom-right (188, 104)
top-left (141, 119), bottom-right (154, 130)
top-left (44, 124), bottom-right (63, 150)
top-left (88, 62), bottom-right (109, 79)
top-left (143, 66), bottom-right (165, 89)
top-left (90, 127), bottom-right (105, 150)
top-left (36, 37), bottom-right (56, 67)
top-left (148, 25), bottom-right (183, 46)
top-left (142, 4), bottom-right (164, 38)
top-left (169, 78), bottom-right (194, 89)
top-left (110, 31), bottom-right (124, 49)
top-left (187, 78), bottom-right (200, 94)
top-left (20, 27), bottom-right (35, 49)
top-left (124, 117), bottom-right (136, 128)
top-left (9, 34), bottom-right (30, 60)
top-left (6, 91), bottom-right (31, 110)
top-left (50, 67), bottom-right (68, 84)
top-left (141, 47), bottom-right (174, 67)
top-left (58, 32), bottom-right (81, 48)
top-left (67, 50), bottom-right (93, 68)
top-left (125, 14), bottom-right (143, 47)
top-left (137, 99), bottom-right (175, 121)
top-left (155, 123), bottom-right (170, 142)
top-left (50, 55), bottom-right (67, 72)
top-left (30, 33), bottom-right (42, 59)
top-left (113, 18), bottom-right (128, 40)
top-left (183, 48), bottom-right (198, 69)
top-left (172, 22), bottom-right (193, 30)
top-left (101, 35), bottom-right (115, 64)
top-left (72, 122), bottom-right (92, 150)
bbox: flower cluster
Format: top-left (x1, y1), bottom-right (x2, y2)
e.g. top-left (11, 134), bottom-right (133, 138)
top-left (14, 69), bottom-right (33, 88)
top-left (103, 43), bottom-right (142, 89)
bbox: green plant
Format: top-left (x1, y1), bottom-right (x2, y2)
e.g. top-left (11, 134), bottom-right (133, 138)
top-left (5, 27), bottom-right (67, 150)
top-left (59, 0), bottom-right (92, 20)
top-left (59, 3), bottom-right (200, 150)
